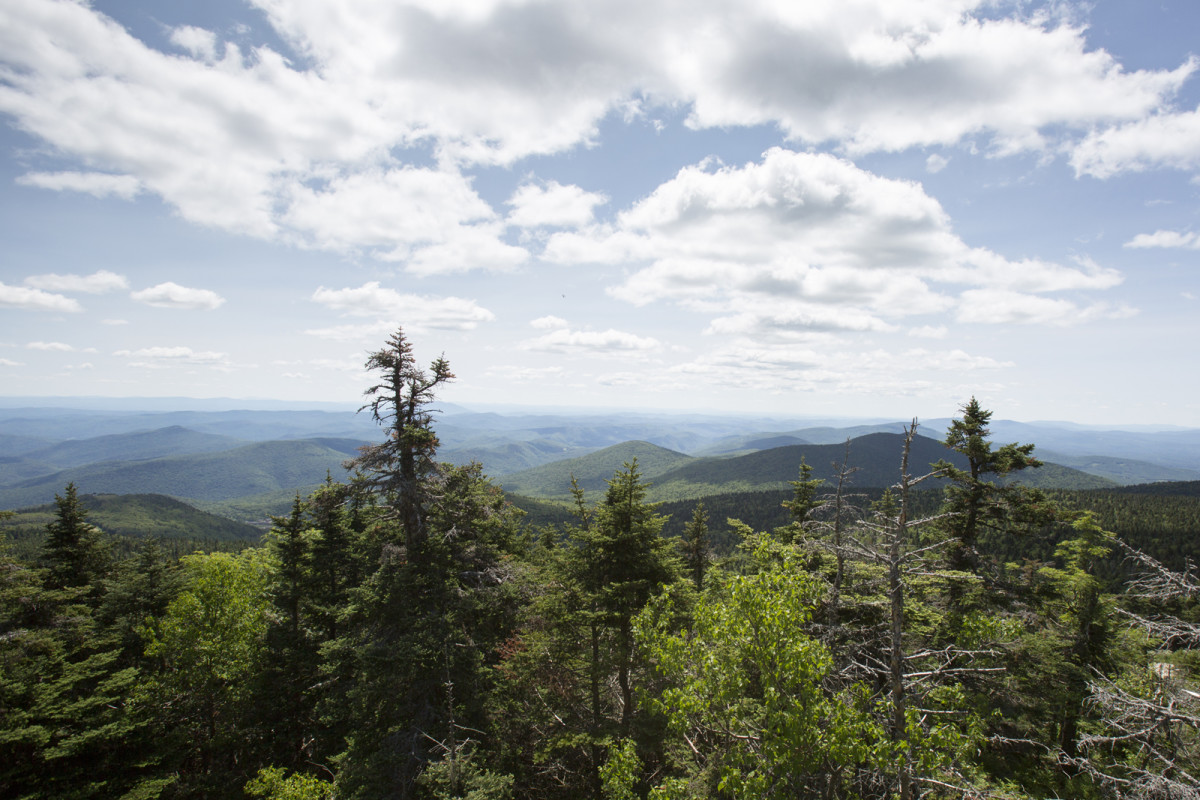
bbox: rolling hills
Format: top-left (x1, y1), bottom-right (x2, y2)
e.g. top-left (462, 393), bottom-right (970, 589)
top-left (497, 432), bottom-right (1115, 504)
top-left (0, 438), bottom-right (368, 509)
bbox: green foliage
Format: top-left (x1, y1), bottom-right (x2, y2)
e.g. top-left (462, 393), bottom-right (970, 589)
top-left (43, 482), bottom-right (110, 590)
top-left (246, 766), bottom-right (333, 800)
top-left (679, 501), bottom-right (709, 591)
top-left (1, 530), bottom-right (159, 799)
top-left (637, 544), bottom-right (939, 799)
top-left (415, 747), bottom-right (515, 800)
top-left (499, 442), bottom-right (694, 500)
top-left (599, 738), bottom-right (639, 800)
top-left (141, 549), bottom-right (270, 796)
top-left (11, 361), bottom-right (1200, 800)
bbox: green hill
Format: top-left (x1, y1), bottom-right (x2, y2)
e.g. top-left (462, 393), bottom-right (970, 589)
top-left (1036, 451), bottom-right (1200, 485)
top-left (0, 438), bottom-right (369, 509)
top-left (645, 433), bottom-right (951, 501)
top-left (20, 425), bottom-right (247, 470)
top-left (441, 437), bottom-right (594, 476)
top-left (497, 441), bottom-right (694, 498)
top-left (504, 432), bottom-right (1114, 504)
top-left (0, 492), bottom-right (262, 562)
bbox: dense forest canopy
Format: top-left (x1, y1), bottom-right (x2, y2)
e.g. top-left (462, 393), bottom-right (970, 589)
top-left (3, 328), bottom-right (1199, 799)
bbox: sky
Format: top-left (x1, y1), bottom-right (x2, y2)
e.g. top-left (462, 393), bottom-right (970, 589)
top-left (1, 0), bottom-right (1199, 426)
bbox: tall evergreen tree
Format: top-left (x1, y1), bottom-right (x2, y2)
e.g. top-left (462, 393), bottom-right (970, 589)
top-left (936, 398), bottom-right (1057, 578)
top-left (335, 330), bottom-right (521, 800)
top-left (43, 483), bottom-right (109, 592)
top-left (680, 501), bottom-right (710, 592)
top-left (347, 327), bottom-right (454, 558)
top-left (260, 496), bottom-right (324, 772)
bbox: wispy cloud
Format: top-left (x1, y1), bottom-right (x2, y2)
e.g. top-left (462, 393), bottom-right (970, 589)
top-left (25, 269), bottom-right (129, 293)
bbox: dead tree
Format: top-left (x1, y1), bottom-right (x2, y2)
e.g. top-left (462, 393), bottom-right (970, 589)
top-left (1065, 539), bottom-right (1200, 799)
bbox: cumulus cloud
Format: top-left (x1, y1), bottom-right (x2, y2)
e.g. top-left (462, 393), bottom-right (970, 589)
top-left (131, 282), bottom-right (226, 310)
top-left (1125, 229), bottom-right (1200, 249)
top-left (507, 181), bottom-right (608, 228)
top-left (0, 0), bottom-right (1192, 264)
top-left (27, 341), bottom-right (74, 351)
top-left (310, 282), bottom-right (495, 334)
top-left (0, 282), bottom-right (82, 312)
top-left (282, 167), bottom-right (527, 272)
top-left (547, 148), bottom-right (1121, 332)
top-left (25, 269), bottom-right (128, 293)
top-left (169, 25), bottom-right (219, 61)
top-left (521, 326), bottom-right (661, 357)
top-left (1072, 106), bottom-right (1200, 178)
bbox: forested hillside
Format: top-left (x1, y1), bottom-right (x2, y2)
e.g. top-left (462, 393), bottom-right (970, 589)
top-left (0, 438), bottom-right (367, 508)
top-left (3, 329), bottom-right (1198, 800)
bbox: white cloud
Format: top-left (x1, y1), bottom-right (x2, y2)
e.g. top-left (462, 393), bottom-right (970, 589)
top-left (0, 0), bottom-right (1192, 259)
top-left (521, 327), bottom-right (661, 357)
top-left (0, 358), bottom-right (24, 367)
top-left (25, 269), bottom-right (129, 293)
top-left (548, 148), bottom-right (1118, 330)
top-left (901, 348), bottom-right (1012, 370)
top-left (17, 171), bottom-right (142, 199)
top-left (283, 167), bottom-right (527, 272)
top-left (310, 282), bottom-right (495, 333)
top-left (131, 282), bottom-right (226, 310)
top-left (27, 341), bottom-right (74, 351)
top-left (485, 365), bottom-right (566, 383)
top-left (908, 324), bottom-right (948, 339)
top-left (955, 289), bottom-right (1137, 326)
top-left (169, 25), bottom-right (219, 61)
top-left (1072, 106), bottom-right (1200, 179)
top-left (114, 346), bottom-right (229, 366)
top-left (664, 337), bottom-right (1013, 398)
top-left (1124, 229), bottom-right (1200, 250)
top-left (925, 154), bottom-right (950, 173)
top-left (530, 315), bottom-right (569, 330)
top-left (0, 281), bottom-right (83, 312)
top-left (507, 181), bottom-right (608, 228)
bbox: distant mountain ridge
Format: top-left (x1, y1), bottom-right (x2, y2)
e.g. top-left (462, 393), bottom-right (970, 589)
top-left (499, 432), bottom-right (1114, 503)
top-left (0, 438), bottom-right (369, 509)
top-left (0, 404), bottom-right (1192, 518)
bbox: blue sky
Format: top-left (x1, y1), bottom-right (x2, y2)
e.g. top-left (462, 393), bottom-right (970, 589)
top-left (1, 0), bottom-right (1199, 425)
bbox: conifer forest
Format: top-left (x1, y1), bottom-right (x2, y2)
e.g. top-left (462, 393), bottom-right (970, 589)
top-left (3, 328), bottom-right (1199, 800)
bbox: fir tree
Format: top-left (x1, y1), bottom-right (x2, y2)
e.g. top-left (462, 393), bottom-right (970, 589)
top-left (43, 483), bottom-right (109, 592)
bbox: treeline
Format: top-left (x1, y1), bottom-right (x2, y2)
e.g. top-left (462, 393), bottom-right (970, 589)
top-left (653, 485), bottom-right (1200, 580)
top-left (3, 329), bottom-right (1199, 800)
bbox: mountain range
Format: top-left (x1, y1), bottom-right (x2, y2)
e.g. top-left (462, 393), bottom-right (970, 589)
top-left (1, 402), bottom-right (1196, 518)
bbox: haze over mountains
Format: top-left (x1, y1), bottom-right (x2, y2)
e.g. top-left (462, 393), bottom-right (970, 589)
top-left (1, 399), bottom-right (1198, 514)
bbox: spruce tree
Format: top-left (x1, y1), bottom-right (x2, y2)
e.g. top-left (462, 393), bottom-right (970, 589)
top-left (936, 398), bottom-right (1056, 577)
top-left (43, 483), bottom-right (109, 592)
top-left (680, 501), bottom-right (710, 592)
top-left (335, 330), bottom-right (521, 800)
top-left (347, 327), bottom-right (453, 558)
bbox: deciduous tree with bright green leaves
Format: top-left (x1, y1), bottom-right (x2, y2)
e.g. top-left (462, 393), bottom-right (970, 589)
top-left (141, 550), bottom-right (270, 797)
